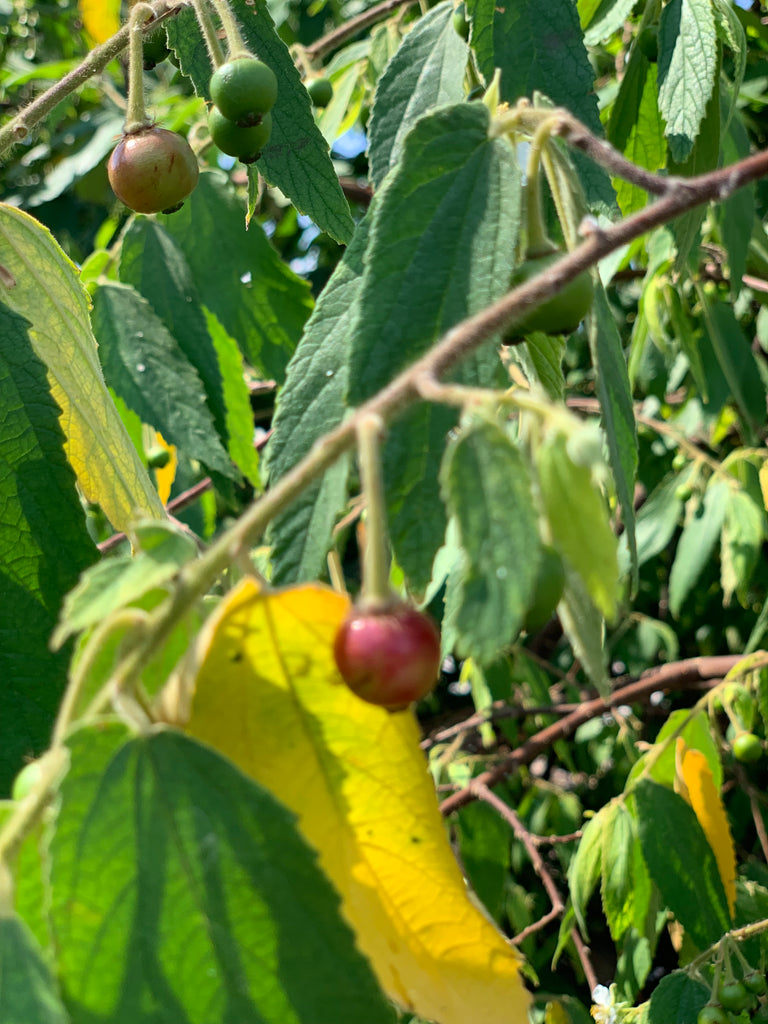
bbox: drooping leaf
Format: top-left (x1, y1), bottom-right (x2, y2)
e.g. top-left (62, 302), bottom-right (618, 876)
top-left (657, 0), bottom-right (718, 163)
top-left (634, 779), bottom-right (731, 949)
top-left (608, 49), bottom-right (666, 215)
top-left (185, 580), bottom-right (531, 1024)
top-left (537, 433), bottom-right (620, 620)
top-left (588, 286), bottom-right (638, 585)
top-left (368, 1), bottom-right (469, 187)
top-left (668, 480), bottom-right (730, 618)
top-left (91, 283), bottom-right (235, 478)
top-left (628, 708), bottom-right (723, 790)
top-left (0, 305), bottom-right (95, 791)
top-left (0, 912), bottom-right (69, 1023)
top-left (50, 723), bottom-right (395, 1024)
top-left (0, 204), bottom-right (164, 529)
top-left (601, 801), bottom-right (636, 943)
top-left (157, 171), bottom-right (313, 383)
top-left (568, 806), bottom-right (606, 937)
top-left (721, 488), bottom-right (764, 606)
top-left (166, 3), bottom-right (354, 243)
top-left (440, 414), bottom-right (539, 664)
top-left (674, 739), bottom-right (736, 918)
top-left (557, 561), bottom-right (609, 695)
top-left (700, 300), bottom-right (766, 432)
top-left (618, 472), bottom-right (683, 575)
top-left (582, 0), bottom-right (637, 46)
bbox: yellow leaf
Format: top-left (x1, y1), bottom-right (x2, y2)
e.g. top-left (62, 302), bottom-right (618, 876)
top-left (0, 205), bottom-right (165, 531)
top-left (151, 432), bottom-right (177, 505)
top-left (79, 0), bottom-right (121, 43)
top-left (185, 579), bottom-right (530, 1024)
top-left (674, 738), bottom-right (736, 917)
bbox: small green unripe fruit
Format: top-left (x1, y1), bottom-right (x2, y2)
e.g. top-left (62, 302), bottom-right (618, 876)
top-left (108, 126), bottom-right (199, 214)
top-left (733, 732), bottom-right (763, 764)
top-left (524, 545), bottom-right (566, 633)
top-left (744, 972), bottom-right (767, 996)
top-left (307, 77), bottom-right (333, 108)
top-left (452, 3), bottom-right (470, 39)
top-left (208, 107), bottom-right (272, 162)
top-left (697, 1007), bottom-right (729, 1024)
top-left (675, 483), bottom-right (693, 502)
top-left (717, 982), bottom-right (751, 1013)
top-left (12, 760), bottom-right (43, 801)
top-left (146, 444), bottom-right (171, 469)
top-left (210, 57), bottom-right (278, 125)
top-left (506, 250), bottom-right (595, 338)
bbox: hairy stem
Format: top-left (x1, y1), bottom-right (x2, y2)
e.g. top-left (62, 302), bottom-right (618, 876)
top-left (125, 3), bottom-right (155, 132)
top-left (191, 0), bottom-right (226, 67)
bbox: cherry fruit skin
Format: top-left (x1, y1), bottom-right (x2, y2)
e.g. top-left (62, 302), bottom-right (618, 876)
top-left (717, 982), bottom-right (751, 1013)
top-left (307, 77), bottom-right (334, 108)
top-left (108, 127), bottom-right (198, 214)
top-left (697, 1007), bottom-right (729, 1024)
top-left (334, 604), bottom-right (442, 709)
top-left (506, 250), bottom-right (594, 337)
top-left (210, 58), bottom-right (278, 125)
top-left (208, 107), bottom-right (272, 161)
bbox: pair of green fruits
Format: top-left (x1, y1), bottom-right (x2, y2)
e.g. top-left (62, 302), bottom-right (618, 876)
top-left (107, 56), bottom-right (277, 214)
top-left (698, 973), bottom-right (768, 1024)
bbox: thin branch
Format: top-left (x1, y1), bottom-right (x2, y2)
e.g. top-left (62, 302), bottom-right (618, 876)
top-left (439, 656), bottom-right (742, 816)
top-left (82, 132), bottom-right (768, 726)
top-left (0, 1), bottom-right (187, 159)
top-left (304, 0), bottom-right (417, 60)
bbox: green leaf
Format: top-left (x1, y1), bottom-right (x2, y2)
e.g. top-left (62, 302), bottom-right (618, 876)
top-left (368, 1), bottom-right (468, 187)
top-left (701, 301), bottom-right (766, 433)
top-left (618, 472), bottom-right (684, 575)
top-left (118, 219), bottom-right (260, 480)
top-left (157, 172), bottom-right (313, 383)
top-left (582, 0), bottom-right (637, 46)
top-left (0, 204), bottom-right (164, 531)
top-left (50, 725), bottom-right (395, 1024)
top-left (670, 67), bottom-right (721, 269)
top-left (713, 0), bottom-right (747, 136)
top-left (537, 433), bottom-right (620, 620)
top-left (634, 779), bottom-right (731, 949)
top-left (608, 49), bottom-right (666, 215)
top-left (347, 102), bottom-right (521, 590)
top-left (588, 285), bottom-right (638, 586)
top-left (647, 970), bottom-right (710, 1024)
top-left (568, 807), bottom-right (605, 937)
top-left (440, 415), bottom-right (539, 664)
top-left (456, 800), bottom-right (511, 922)
top-left (628, 708), bottom-right (723, 790)
top-left (265, 216), bottom-right (372, 584)
top-left (92, 283), bottom-right (235, 479)
top-left (467, 0), bottom-right (614, 210)
top-left (601, 802), bottom-right (635, 942)
top-left (657, 0), bottom-right (718, 162)
top-left (0, 913), bottom-right (69, 1023)
top-left (721, 489), bottom-right (764, 606)
top-left (718, 107), bottom-right (754, 299)
top-left (557, 561), bottom-right (609, 695)
top-left (52, 522), bottom-right (198, 647)
top-left (516, 333), bottom-right (566, 399)
top-left (0, 306), bottom-right (96, 790)
top-left (668, 480), bottom-right (730, 618)
top-left (166, 4), bottom-right (354, 243)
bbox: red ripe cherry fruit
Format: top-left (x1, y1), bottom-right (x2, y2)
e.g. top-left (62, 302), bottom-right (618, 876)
top-left (108, 126), bottom-right (199, 214)
top-left (334, 603), bottom-right (441, 709)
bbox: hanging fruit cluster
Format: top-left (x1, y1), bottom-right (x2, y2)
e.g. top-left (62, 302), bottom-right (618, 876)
top-left (207, 56), bottom-right (277, 163)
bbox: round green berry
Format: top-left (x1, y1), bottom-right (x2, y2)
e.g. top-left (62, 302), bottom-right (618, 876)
top-left (697, 1006), bottom-right (729, 1024)
top-left (718, 981), bottom-right (751, 1013)
top-left (210, 57), bottom-right (278, 125)
top-left (208, 107), bottom-right (272, 162)
top-left (307, 77), bottom-right (333, 108)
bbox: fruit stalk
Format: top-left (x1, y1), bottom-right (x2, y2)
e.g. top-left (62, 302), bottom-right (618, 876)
top-left (357, 413), bottom-right (393, 608)
top-left (524, 117), bottom-right (560, 256)
top-left (190, 0), bottom-right (225, 67)
top-left (125, 3), bottom-right (156, 132)
top-left (208, 0), bottom-right (249, 59)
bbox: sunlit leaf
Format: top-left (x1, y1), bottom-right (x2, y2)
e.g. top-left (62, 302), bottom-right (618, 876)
top-left (79, 0), bottom-right (120, 43)
top-left (185, 579), bottom-right (530, 1024)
